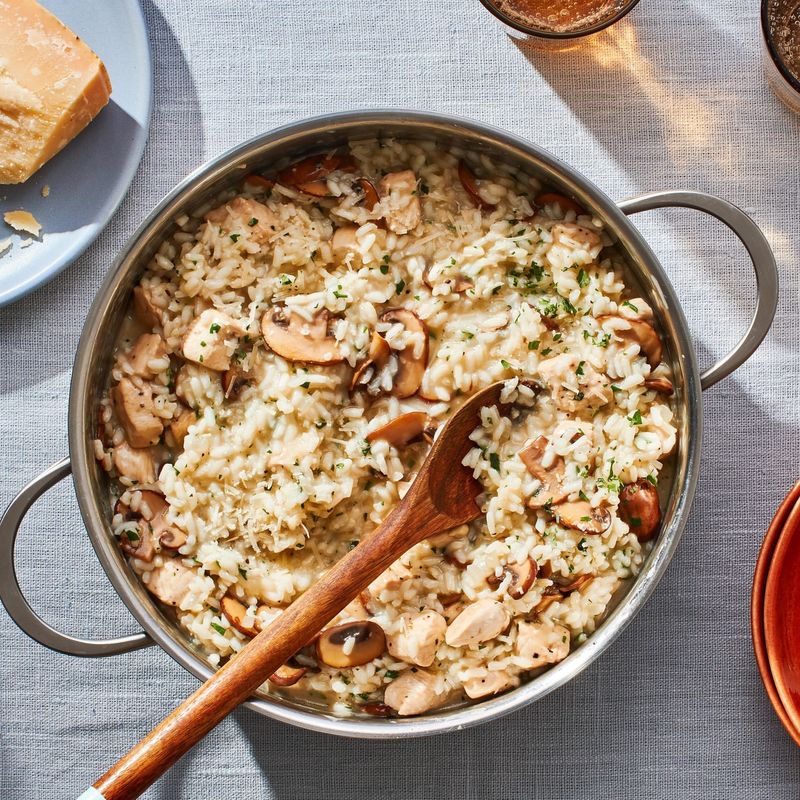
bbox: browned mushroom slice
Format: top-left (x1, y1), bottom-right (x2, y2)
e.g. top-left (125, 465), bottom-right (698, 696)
top-left (534, 192), bottom-right (585, 216)
top-left (111, 378), bottom-right (164, 448)
top-left (378, 170), bottom-right (422, 234)
top-left (619, 479), bottom-right (661, 542)
top-left (261, 306), bottom-right (343, 364)
top-left (114, 497), bottom-right (132, 519)
top-left (361, 702), bottom-right (394, 717)
top-left (132, 285), bottom-right (163, 329)
top-left (158, 527), bottom-right (188, 550)
top-left (350, 331), bottom-right (391, 392)
top-left (169, 407), bottom-right (196, 449)
top-left (644, 377), bottom-right (674, 395)
top-left (220, 594), bottom-right (260, 638)
top-left (457, 160), bottom-right (496, 211)
top-left (533, 593), bottom-right (562, 613)
top-left (486, 557), bottom-right (538, 599)
top-left (316, 620), bottom-right (386, 668)
top-left (422, 416), bottom-right (438, 444)
top-left (277, 152), bottom-right (356, 187)
top-left (268, 664), bottom-right (307, 687)
top-left (120, 521), bottom-right (155, 563)
top-left (551, 501), bottom-right (611, 535)
top-left (421, 262), bottom-right (473, 294)
top-left (222, 366), bottom-right (251, 400)
top-left (520, 436), bottom-right (568, 508)
top-left (380, 309), bottom-right (429, 398)
top-left (366, 411), bottom-right (432, 448)
top-left (599, 315), bottom-right (663, 368)
top-left (357, 178), bottom-right (380, 211)
top-left (553, 573), bottom-right (594, 593)
top-left (296, 179), bottom-right (332, 197)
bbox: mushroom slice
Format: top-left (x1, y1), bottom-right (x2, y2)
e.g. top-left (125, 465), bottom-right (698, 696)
top-left (316, 620), bottom-right (386, 668)
top-left (268, 664), bottom-right (307, 687)
top-left (132, 286), bottom-right (163, 329)
top-left (361, 702), bottom-right (393, 717)
top-left (534, 192), bottom-right (585, 216)
top-left (463, 670), bottom-right (516, 699)
top-left (383, 669), bottom-right (446, 716)
top-left (120, 520), bottom-right (155, 563)
top-left (145, 559), bottom-right (196, 608)
top-left (261, 306), bottom-right (343, 364)
top-left (296, 180), bottom-right (331, 197)
top-left (182, 309), bottom-right (245, 372)
top-left (520, 436), bottom-right (568, 508)
top-left (380, 309), bottom-right (429, 398)
top-left (386, 610), bottom-right (447, 668)
top-left (378, 170), bottom-right (421, 234)
top-left (421, 262), bottom-right (473, 294)
top-left (332, 224), bottom-right (359, 255)
top-left (357, 178), bottom-right (380, 211)
top-left (222, 366), bottom-right (251, 400)
top-left (444, 599), bottom-right (511, 648)
top-left (277, 152), bottom-right (355, 187)
top-left (427, 523), bottom-right (469, 549)
top-left (515, 620), bottom-right (571, 670)
top-left (644, 377), bottom-right (674, 395)
top-left (111, 378), bottom-right (164, 448)
top-left (366, 411), bottom-right (431, 449)
top-left (112, 442), bottom-right (156, 484)
top-left (350, 332), bottom-right (391, 391)
top-left (551, 501), bottom-right (611, 535)
top-left (129, 333), bottom-right (167, 378)
top-left (553, 573), bottom-right (594, 594)
top-left (457, 160), bottom-right (496, 211)
top-left (242, 173), bottom-right (274, 191)
top-left (619, 479), bottom-right (661, 542)
top-left (487, 557), bottom-right (538, 599)
top-left (599, 315), bottom-right (663, 368)
top-left (220, 594), bottom-right (260, 638)
top-left (169, 407), bottom-right (196, 449)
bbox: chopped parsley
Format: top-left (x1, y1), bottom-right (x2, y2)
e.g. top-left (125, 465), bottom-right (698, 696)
top-left (500, 359), bottom-right (512, 369)
top-left (379, 264), bottom-right (389, 275)
top-left (489, 452), bottom-right (501, 471)
top-left (462, 330), bottom-right (474, 340)
top-left (248, 217), bottom-right (258, 227)
top-left (622, 300), bottom-right (639, 312)
top-left (540, 347), bottom-right (553, 356)
top-left (384, 670), bottom-right (399, 680)
top-left (628, 409), bottom-right (643, 426)
top-left (210, 622), bottom-right (227, 636)
top-left (528, 340), bottom-right (540, 351)
top-left (575, 361), bottom-right (585, 376)
top-left (395, 279), bottom-right (405, 295)
top-left (229, 233), bottom-right (240, 243)
top-left (300, 381), bottom-right (310, 389)
top-left (209, 322), bottom-right (221, 334)
top-left (577, 268), bottom-right (589, 288)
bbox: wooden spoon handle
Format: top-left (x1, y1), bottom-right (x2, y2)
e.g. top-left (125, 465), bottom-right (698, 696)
top-left (88, 499), bottom-right (438, 800)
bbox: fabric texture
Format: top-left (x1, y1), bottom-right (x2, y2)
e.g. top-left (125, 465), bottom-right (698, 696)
top-left (1, 0), bottom-right (799, 797)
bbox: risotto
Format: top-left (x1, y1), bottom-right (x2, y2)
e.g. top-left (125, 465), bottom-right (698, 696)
top-left (95, 139), bottom-right (676, 717)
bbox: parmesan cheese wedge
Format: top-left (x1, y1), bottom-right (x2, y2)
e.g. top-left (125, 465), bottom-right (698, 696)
top-left (0, 0), bottom-right (112, 185)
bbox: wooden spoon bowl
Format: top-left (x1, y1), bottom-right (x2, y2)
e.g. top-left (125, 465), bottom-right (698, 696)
top-left (751, 481), bottom-right (800, 746)
top-left (762, 485), bottom-right (800, 746)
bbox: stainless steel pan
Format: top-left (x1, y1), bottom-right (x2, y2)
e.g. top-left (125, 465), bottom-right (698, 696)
top-left (0, 111), bottom-right (778, 738)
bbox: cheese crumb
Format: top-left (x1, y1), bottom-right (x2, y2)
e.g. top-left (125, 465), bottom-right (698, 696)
top-left (41, 184), bottom-right (50, 198)
top-left (4, 210), bottom-right (42, 237)
top-left (0, 237), bottom-right (12, 256)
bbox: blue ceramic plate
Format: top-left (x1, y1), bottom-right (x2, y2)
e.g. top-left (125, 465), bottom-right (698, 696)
top-left (0, 0), bottom-right (152, 306)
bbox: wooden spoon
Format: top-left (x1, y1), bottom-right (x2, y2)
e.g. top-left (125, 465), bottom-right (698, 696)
top-left (85, 381), bottom-right (506, 800)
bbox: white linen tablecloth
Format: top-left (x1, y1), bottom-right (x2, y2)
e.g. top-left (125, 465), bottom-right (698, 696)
top-left (1, 0), bottom-right (799, 797)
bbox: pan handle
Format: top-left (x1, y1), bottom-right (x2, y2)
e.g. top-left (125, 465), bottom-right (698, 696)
top-left (618, 190), bottom-right (778, 390)
top-left (0, 457), bottom-right (153, 657)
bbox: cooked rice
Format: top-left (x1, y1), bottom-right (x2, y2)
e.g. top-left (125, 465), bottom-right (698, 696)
top-left (96, 138), bottom-right (676, 717)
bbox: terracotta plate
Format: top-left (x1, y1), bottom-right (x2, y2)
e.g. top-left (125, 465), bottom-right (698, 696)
top-left (763, 488), bottom-right (800, 743)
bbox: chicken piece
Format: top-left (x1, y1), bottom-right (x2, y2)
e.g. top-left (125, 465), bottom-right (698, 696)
top-left (463, 670), bottom-right (517, 699)
top-left (445, 599), bottom-right (511, 648)
top-left (368, 561), bottom-right (413, 597)
top-left (378, 170), bottom-right (421, 234)
top-left (168, 407), bottom-right (196, 449)
top-left (514, 620), bottom-right (571, 670)
top-left (181, 309), bottom-right (245, 372)
top-left (129, 333), bottom-right (167, 378)
top-left (205, 196), bottom-right (279, 245)
top-left (551, 222), bottom-right (602, 250)
top-left (111, 378), bottom-right (164, 448)
top-left (112, 442), bottom-right (156, 484)
top-left (383, 669), bottom-right (446, 716)
top-left (145, 559), bottom-right (197, 608)
top-left (132, 286), bottom-right (163, 329)
top-left (331, 224), bottom-right (359, 255)
top-left (537, 353), bottom-right (611, 413)
top-left (387, 610), bottom-right (447, 668)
